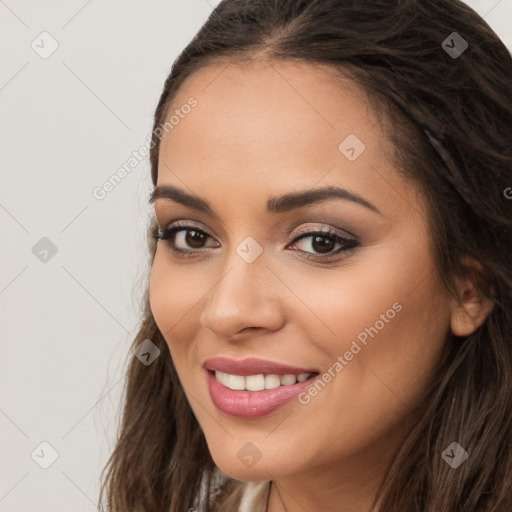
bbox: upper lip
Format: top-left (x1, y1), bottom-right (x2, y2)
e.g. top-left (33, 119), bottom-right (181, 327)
top-left (203, 357), bottom-right (319, 376)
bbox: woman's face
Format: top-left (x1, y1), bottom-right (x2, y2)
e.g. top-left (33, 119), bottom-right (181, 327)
top-left (149, 59), bottom-right (454, 485)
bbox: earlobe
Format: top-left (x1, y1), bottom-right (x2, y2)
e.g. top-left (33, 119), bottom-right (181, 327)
top-left (450, 301), bottom-right (494, 337)
top-left (449, 258), bottom-right (495, 337)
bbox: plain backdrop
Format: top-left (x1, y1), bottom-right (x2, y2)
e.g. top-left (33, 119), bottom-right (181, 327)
top-left (1, 1), bottom-right (511, 510)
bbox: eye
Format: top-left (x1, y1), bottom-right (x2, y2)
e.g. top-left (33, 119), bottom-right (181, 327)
top-left (287, 228), bottom-right (359, 260)
top-left (154, 222), bottom-right (360, 260)
top-left (154, 222), bottom-right (218, 256)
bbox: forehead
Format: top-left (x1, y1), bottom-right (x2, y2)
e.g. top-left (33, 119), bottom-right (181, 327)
top-left (155, 59), bottom-right (420, 220)
top-left (164, 59), bottom-right (383, 156)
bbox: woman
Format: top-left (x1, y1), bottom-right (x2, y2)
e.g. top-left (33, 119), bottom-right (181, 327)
top-left (99, 1), bottom-right (512, 510)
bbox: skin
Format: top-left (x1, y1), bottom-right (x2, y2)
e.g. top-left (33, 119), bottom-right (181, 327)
top-left (149, 59), bottom-right (494, 512)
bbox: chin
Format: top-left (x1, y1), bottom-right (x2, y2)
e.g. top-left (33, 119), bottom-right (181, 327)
top-left (206, 441), bottom-right (292, 482)
top-left (214, 459), bottom-right (273, 483)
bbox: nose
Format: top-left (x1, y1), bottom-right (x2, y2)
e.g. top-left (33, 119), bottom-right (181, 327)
top-left (199, 250), bottom-right (284, 340)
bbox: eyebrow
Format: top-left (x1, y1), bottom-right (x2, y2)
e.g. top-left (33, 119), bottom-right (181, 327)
top-left (148, 184), bottom-right (383, 216)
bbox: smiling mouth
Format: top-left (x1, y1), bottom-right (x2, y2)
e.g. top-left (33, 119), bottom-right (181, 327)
top-left (204, 368), bottom-right (321, 418)
top-left (208, 369), bottom-right (319, 391)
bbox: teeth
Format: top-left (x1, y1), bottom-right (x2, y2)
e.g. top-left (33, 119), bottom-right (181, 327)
top-left (245, 374), bottom-right (265, 391)
top-left (228, 374), bottom-right (245, 390)
top-left (214, 371), bottom-right (314, 391)
top-left (280, 374), bottom-right (297, 386)
top-left (264, 374), bottom-right (281, 389)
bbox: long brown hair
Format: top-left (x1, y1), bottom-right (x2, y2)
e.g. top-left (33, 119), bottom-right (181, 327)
top-left (99, 1), bottom-right (512, 510)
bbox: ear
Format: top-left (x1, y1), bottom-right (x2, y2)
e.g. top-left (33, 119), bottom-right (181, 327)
top-left (450, 256), bottom-right (495, 337)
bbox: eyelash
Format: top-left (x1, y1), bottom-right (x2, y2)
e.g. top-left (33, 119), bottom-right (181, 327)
top-left (154, 221), bottom-right (360, 261)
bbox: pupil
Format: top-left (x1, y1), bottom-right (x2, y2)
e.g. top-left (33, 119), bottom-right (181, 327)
top-left (186, 230), bottom-right (205, 248)
top-left (312, 235), bottom-right (334, 254)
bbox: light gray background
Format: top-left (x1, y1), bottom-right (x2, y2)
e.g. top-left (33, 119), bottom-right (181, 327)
top-left (1, 1), bottom-right (510, 510)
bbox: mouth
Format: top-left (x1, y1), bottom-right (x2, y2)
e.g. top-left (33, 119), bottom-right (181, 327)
top-left (203, 357), bottom-right (320, 418)
top-left (209, 369), bottom-right (317, 391)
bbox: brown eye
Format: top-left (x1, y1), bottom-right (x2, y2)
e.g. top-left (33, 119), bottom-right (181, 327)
top-left (181, 229), bottom-right (207, 249)
top-left (289, 230), bottom-right (359, 259)
top-left (155, 225), bottom-right (218, 254)
top-left (154, 223), bottom-right (360, 261)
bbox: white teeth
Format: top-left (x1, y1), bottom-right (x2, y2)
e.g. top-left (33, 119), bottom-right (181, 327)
top-left (214, 371), bottom-right (314, 391)
top-left (280, 374), bottom-right (297, 386)
top-left (216, 371), bottom-right (229, 387)
top-left (245, 374), bottom-right (265, 391)
top-left (228, 374), bottom-right (245, 390)
top-left (264, 374), bottom-right (281, 389)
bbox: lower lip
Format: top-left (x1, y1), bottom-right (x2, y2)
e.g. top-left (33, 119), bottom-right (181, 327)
top-left (204, 369), bottom-right (319, 418)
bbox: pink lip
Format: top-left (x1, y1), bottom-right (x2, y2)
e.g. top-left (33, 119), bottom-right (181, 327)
top-left (203, 356), bottom-right (318, 376)
top-left (204, 370), bottom-right (319, 418)
top-left (203, 357), bottom-right (320, 419)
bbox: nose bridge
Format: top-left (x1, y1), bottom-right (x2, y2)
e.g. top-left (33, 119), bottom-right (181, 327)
top-left (200, 238), bottom-right (282, 336)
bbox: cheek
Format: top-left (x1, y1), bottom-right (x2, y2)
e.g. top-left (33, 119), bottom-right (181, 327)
top-left (148, 252), bottom-right (208, 366)
top-left (291, 248), bottom-right (450, 410)
top-left (149, 252), bottom-right (197, 331)
top-left (149, 254), bottom-right (189, 359)
top-left (275, 260), bottom-right (406, 352)
top-left (321, 274), bottom-right (449, 423)
top-left (148, 255), bottom-right (171, 334)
